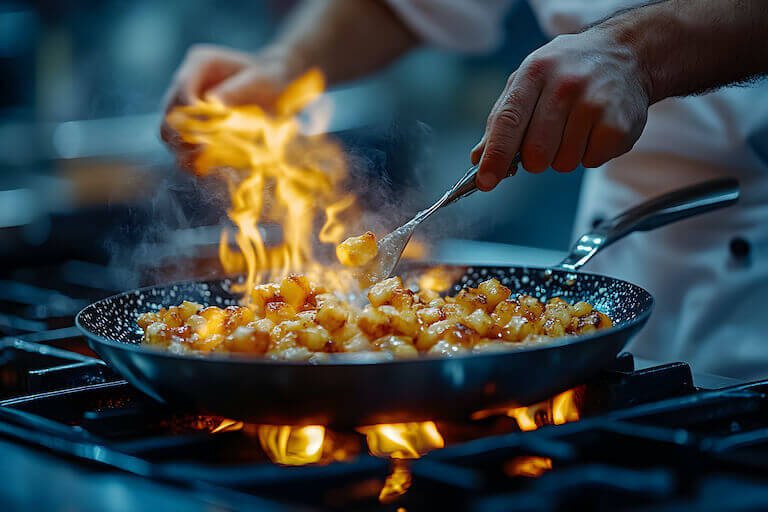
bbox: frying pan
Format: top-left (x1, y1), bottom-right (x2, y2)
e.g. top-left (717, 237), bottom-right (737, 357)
top-left (77, 179), bottom-right (739, 426)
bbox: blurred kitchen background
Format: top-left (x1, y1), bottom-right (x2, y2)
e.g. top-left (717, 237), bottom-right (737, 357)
top-left (0, 0), bottom-right (583, 290)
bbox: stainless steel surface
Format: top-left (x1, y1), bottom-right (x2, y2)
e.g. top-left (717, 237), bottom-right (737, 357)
top-left (360, 154), bottom-right (522, 285)
top-left (555, 178), bottom-right (740, 271)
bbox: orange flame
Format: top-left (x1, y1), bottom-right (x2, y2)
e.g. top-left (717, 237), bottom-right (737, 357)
top-left (257, 425), bottom-right (327, 465)
top-left (507, 389), bottom-right (580, 430)
top-left (358, 421), bottom-right (444, 503)
top-left (357, 421), bottom-right (445, 459)
top-left (166, 69), bottom-right (357, 294)
top-left (471, 388), bottom-right (581, 431)
top-left (210, 418), bottom-right (245, 433)
top-left (504, 456), bottom-right (553, 477)
top-left (380, 460), bottom-right (413, 504)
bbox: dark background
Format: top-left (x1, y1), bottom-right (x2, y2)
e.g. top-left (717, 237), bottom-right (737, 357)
top-left (0, 0), bottom-right (584, 275)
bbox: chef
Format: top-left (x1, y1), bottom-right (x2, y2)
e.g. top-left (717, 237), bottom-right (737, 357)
top-left (162, 0), bottom-right (768, 379)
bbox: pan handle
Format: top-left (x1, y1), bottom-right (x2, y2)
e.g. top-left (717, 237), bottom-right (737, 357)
top-left (554, 178), bottom-right (740, 272)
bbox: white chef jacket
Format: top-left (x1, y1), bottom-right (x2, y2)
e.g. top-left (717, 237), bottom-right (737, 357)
top-left (386, 0), bottom-right (768, 379)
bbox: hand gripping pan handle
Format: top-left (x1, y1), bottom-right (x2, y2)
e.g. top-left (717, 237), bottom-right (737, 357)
top-left (556, 178), bottom-right (740, 272)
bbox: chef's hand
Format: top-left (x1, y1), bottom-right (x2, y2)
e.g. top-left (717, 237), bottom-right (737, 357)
top-left (470, 28), bottom-right (650, 191)
top-left (160, 44), bottom-right (301, 169)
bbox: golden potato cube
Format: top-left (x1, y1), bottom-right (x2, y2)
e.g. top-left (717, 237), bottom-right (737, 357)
top-left (223, 306), bottom-right (255, 334)
top-left (499, 316), bottom-right (533, 342)
top-left (368, 276), bottom-right (405, 307)
top-left (441, 302), bottom-right (470, 320)
top-left (518, 295), bottom-right (544, 318)
top-left (316, 301), bottom-right (348, 331)
top-left (477, 279), bottom-right (511, 310)
top-left (222, 326), bottom-right (269, 353)
top-left (280, 273), bottom-right (311, 308)
top-left (544, 299), bottom-right (572, 326)
top-left (571, 301), bottom-right (593, 317)
top-left (416, 319), bottom-right (454, 351)
top-left (342, 332), bottom-right (374, 352)
top-left (491, 300), bottom-right (522, 327)
top-left (264, 301), bottom-right (297, 324)
top-left (336, 231), bottom-right (378, 267)
top-left (296, 325), bottom-right (331, 351)
top-left (178, 301), bottom-right (203, 321)
top-left (357, 305), bottom-right (391, 338)
top-left (250, 283), bottom-right (281, 314)
top-left (464, 308), bottom-right (493, 336)
top-left (427, 339), bottom-right (469, 358)
top-left (390, 308), bottom-right (419, 338)
top-left (454, 288), bottom-right (489, 313)
top-left (374, 335), bottom-right (418, 358)
top-left (543, 317), bottom-right (566, 337)
top-left (596, 311), bottom-right (613, 329)
top-left (137, 312), bottom-right (161, 330)
top-left (417, 307), bottom-right (444, 326)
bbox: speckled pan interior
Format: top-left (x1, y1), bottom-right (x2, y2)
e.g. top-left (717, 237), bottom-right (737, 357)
top-left (77, 265), bottom-right (653, 347)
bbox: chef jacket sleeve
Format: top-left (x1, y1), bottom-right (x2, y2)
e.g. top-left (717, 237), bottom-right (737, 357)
top-left (526, 0), bottom-right (652, 36)
top-left (384, 0), bottom-right (653, 52)
top-left (384, 0), bottom-right (517, 53)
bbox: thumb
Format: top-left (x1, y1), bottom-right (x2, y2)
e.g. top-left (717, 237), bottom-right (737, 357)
top-left (206, 67), bottom-right (283, 108)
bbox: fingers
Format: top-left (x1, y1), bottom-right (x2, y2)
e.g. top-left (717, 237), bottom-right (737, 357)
top-left (206, 67), bottom-right (282, 108)
top-left (551, 103), bottom-right (594, 172)
top-left (519, 75), bottom-right (582, 174)
top-left (476, 63), bottom-right (545, 191)
top-left (470, 137), bottom-right (485, 165)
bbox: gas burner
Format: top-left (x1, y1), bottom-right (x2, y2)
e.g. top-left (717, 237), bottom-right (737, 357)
top-left (2, 259), bottom-right (768, 511)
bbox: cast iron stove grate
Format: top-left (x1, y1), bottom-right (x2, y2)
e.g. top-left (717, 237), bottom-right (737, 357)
top-left (2, 261), bottom-right (768, 511)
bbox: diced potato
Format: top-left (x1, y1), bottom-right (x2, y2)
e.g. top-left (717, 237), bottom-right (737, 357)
top-left (427, 339), bottom-right (468, 358)
top-left (138, 272), bottom-right (613, 360)
top-left (221, 326), bottom-right (269, 353)
top-left (518, 295), bottom-right (544, 319)
top-left (336, 231), bottom-right (378, 267)
top-left (571, 301), bottom-right (593, 317)
top-left (477, 279), bottom-right (511, 310)
top-left (417, 306), bottom-right (444, 326)
top-left (454, 287), bottom-right (489, 313)
top-left (316, 300), bottom-right (348, 331)
top-left (264, 301), bottom-right (297, 324)
top-left (250, 283), bottom-right (281, 315)
top-left (342, 332), bottom-right (374, 352)
top-left (280, 273), bottom-right (311, 309)
top-left (416, 319), bottom-right (454, 351)
top-left (368, 276), bottom-right (405, 307)
top-left (296, 325), bottom-right (331, 351)
top-left (178, 301), bottom-right (203, 320)
top-left (499, 316), bottom-right (533, 342)
top-left (357, 305), bottom-right (390, 338)
top-left (374, 335), bottom-right (418, 358)
top-left (464, 308), bottom-right (492, 336)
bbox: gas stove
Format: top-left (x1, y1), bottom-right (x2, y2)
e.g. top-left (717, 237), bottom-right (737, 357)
top-left (2, 256), bottom-right (768, 512)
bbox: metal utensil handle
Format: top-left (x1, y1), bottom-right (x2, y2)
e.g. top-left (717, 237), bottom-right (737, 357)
top-left (443, 153), bottom-right (522, 207)
top-left (556, 178), bottom-right (740, 272)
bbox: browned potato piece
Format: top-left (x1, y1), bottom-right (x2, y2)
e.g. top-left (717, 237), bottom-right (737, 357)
top-left (264, 301), bottom-right (297, 324)
top-left (316, 300), bottom-right (348, 331)
top-left (477, 279), bottom-right (511, 310)
top-left (280, 273), bottom-right (312, 309)
top-left (358, 305), bottom-right (390, 339)
top-left (464, 308), bottom-right (493, 336)
top-left (454, 288), bottom-right (488, 313)
top-left (336, 231), bottom-right (377, 267)
top-left (368, 276), bottom-right (405, 307)
top-left (139, 272), bottom-right (614, 360)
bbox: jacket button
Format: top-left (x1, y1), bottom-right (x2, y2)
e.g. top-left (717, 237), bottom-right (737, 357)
top-left (730, 237), bottom-right (751, 259)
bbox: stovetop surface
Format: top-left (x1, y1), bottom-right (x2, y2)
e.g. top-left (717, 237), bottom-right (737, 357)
top-left (2, 258), bottom-right (768, 511)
